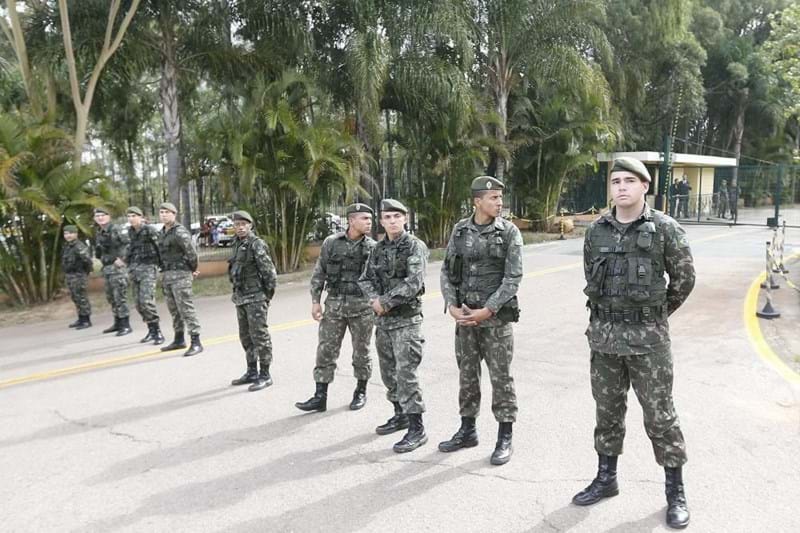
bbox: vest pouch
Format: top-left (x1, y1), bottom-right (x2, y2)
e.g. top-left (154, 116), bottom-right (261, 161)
top-left (583, 257), bottom-right (607, 298)
top-left (327, 260), bottom-right (342, 276)
top-left (496, 296), bottom-right (520, 322)
top-left (627, 257), bottom-right (652, 302)
top-left (636, 222), bottom-right (656, 250)
top-left (489, 235), bottom-right (505, 258)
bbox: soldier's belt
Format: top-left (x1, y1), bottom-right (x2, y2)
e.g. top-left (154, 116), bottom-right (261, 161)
top-left (588, 303), bottom-right (664, 324)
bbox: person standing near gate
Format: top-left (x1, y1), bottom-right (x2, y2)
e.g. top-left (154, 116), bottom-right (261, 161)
top-left (572, 157), bottom-right (695, 529)
top-left (126, 207), bottom-right (164, 344)
top-left (668, 179), bottom-right (679, 218)
top-left (94, 207), bottom-right (132, 336)
top-left (717, 180), bottom-right (729, 219)
top-left (296, 203), bottom-right (376, 412)
top-left (438, 176), bottom-right (522, 466)
top-left (677, 175), bottom-right (691, 218)
top-left (62, 225), bottom-right (93, 329)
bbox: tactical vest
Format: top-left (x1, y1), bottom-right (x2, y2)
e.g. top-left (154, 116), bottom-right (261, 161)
top-left (584, 215), bottom-right (668, 319)
top-left (373, 235), bottom-right (424, 317)
top-left (228, 235), bottom-right (269, 295)
top-left (325, 234), bottom-right (370, 297)
top-left (128, 225), bottom-right (160, 266)
top-left (95, 224), bottom-right (125, 266)
top-left (160, 224), bottom-right (192, 271)
top-left (62, 242), bottom-right (92, 274)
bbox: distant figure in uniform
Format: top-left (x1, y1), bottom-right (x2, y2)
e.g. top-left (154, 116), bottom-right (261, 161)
top-left (677, 176), bottom-right (691, 218)
top-left (668, 179), bottom-right (679, 218)
top-left (573, 157), bottom-right (695, 530)
top-left (126, 206), bottom-right (164, 345)
top-left (717, 180), bottom-right (729, 219)
top-left (62, 225), bottom-right (93, 329)
top-left (93, 207), bottom-right (132, 336)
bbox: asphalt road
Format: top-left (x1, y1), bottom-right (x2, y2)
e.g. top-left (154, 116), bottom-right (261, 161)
top-left (1, 224), bottom-right (798, 533)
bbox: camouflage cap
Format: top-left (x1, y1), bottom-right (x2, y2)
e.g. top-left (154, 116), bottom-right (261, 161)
top-left (346, 203), bottom-right (374, 216)
top-left (610, 156), bottom-right (651, 183)
top-left (126, 206), bottom-right (143, 216)
top-left (470, 175), bottom-right (505, 192)
top-left (380, 199), bottom-right (408, 214)
top-left (232, 210), bottom-right (254, 223)
top-left (63, 225), bottom-right (78, 233)
top-left (159, 202), bottom-right (178, 214)
top-left (93, 207), bottom-right (110, 215)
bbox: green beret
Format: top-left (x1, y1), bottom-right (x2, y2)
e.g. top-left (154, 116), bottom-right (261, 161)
top-left (126, 206), bottom-right (143, 216)
top-left (159, 202), bottom-right (178, 214)
top-left (346, 203), bottom-right (374, 216)
top-left (470, 175), bottom-right (505, 192)
top-left (380, 199), bottom-right (408, 214)
top-left (610, 157), bottom-right (651, 183)
top-left (63, 225), bottom-right (78, 234)
top-left (93, 207), bottom-right (109, 215)
top-left (232, 210), bottom-right (254, 223)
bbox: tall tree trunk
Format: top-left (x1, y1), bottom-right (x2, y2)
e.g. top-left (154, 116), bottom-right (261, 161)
top-left (159, 10), bottom-right (183, 210)
top-left (730, 92), bottom-right (748, 187)
top-left (494, 87), bottom-right (508, 181)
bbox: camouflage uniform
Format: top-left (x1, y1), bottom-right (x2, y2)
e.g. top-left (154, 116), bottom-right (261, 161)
top-left (159, 222), bottom-right (200, 335)
top-left (62, 239), bottom-right (93, 317)
top-left (441, 215), bottom-right (523, 423)
top-left (583, 203), bottom-right (695, 467)
top-left (127, 224), bottom-right (161, 324)
top-left (229, 232), bottom-right (277, 369)
top-left (359, 231), bottom-right (428, 414)
top-left (95, 223), bottom-right (130, 318)
top-left (310, 232), bottom-right (375, 383)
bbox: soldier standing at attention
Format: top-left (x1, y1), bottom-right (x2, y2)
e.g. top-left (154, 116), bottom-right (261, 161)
top-left (296, 203), bottom-right (376, 412)
top-left (62, 225), bottom-right (93, 329)
top-left (158, 202), bottom-right (203, 357)
top-left (572, 157), bottom-right (695, 530)
top-left (228, 211), bottom-right (278, 392)
top-left (93, 207), bottom-right (132, 336)
top-left (125, 207), bottom-right (164, 345)
top-left (438, 176), bottom-right (522, 466)
top-left (359, 199), bottom-right (429, 453)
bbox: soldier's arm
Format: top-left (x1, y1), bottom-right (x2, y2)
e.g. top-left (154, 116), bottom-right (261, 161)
top-left (663, 222), bottom-right (695, 315)
top-left (484, 225), bottom-right (523, 313)
top-left (179, 226), bottom-right (199, 271)
top-left (439, 228), bottom-right (459, 308)
top-left (583, 225), bottom-right (593, 280)
top-left (357, 249), bottom-right (380, 300)
top-left (379, 240), bottom-right (428, 310)
top-left (150, 227), bottom-right (163, 268)
top-left (116, 226), bottom-right (130, 261)
top-left (253, 239), bottom-right (278, 299)
top-left (309, 238), bottom-right (330, 303)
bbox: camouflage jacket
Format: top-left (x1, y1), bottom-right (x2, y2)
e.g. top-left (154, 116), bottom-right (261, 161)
top-left (62, 240), bottom-right (93, 275)
top-left (359, 231), bottom-right (428, 330)
top-left (440, 215), bottom-right (523, 327)
top-left (159, 223), bottom-right (198, 272)
top-left (228, 232), bottom-right (277, 306)
top-left (310, 232), bottom-right (375, 317)
top-left (126, 224), bottom-right (161, 268)
top-left (94, 223), bottom-right (129, 266)
top-left (583, 204), bottom-right (695, 355)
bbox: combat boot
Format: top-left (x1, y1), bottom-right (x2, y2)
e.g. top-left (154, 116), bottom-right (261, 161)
top-left (75, 315), bottom-right (92, 330)
top-left (68, 317), bottom-right (82, 328)
top-left (248, 365), bottom-right (273, 391)
top-left (490, 422), bottom-right (513, 465)
top-left (102, 317), bottom-right (120, 334)
top-left (665, 467), bottom-right (690, 529)
top-left (572, 454), bottom-right (619, 506)
top-left (231, 363), bottom-right (258, 386)
top-left (183, 334), bottom-right (203, 357)
top-left (375, 401), bottom-right (409, 435)
top-left (140, 322), bottom-right (156, 343)
top-left (295, 382), bottom-right (328, 411)
top-left (151, 323), bottom-right (165, 345)
top-left (393, 413), bottom-right (428, 453)
top-left (438, 416), bottom-right (478, 452)
top-left (115, 316), bottom-right (132, 336)
top-left (349, 379), bottom-right (367, 410)
top-left (160, 331), bottom-right (186, 351)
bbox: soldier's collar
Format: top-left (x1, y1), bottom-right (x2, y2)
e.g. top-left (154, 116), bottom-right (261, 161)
top-left (468, 214), bottom-right (503, 231)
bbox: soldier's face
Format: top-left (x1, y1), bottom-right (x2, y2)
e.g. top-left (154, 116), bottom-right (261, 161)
top-left (159, 209), bottom-right (176, 224)
top-left (93, 212), bottom-right (110, 226)
top-left (348, 213), bottom-right (372, 236)
top-left (380, 212), bottom-right (406, 237)
top-left (233, 220), bottom-right (252, 238)
top-left (474, 190), bottom-right (503, 218)
top-left (610, 172), bottom-right (648, 208)
top-left (63, 232), bottom-right (77, 242)
top-left (127, 213), bottom-right (143, 228)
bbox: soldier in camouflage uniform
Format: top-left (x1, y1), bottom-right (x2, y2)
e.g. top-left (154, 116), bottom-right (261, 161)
top-left (358, 199), bottom-right (429, 453)
top-left (439, 176), bottom-right (522, 466)
top-left (572, 157), bottom-right (695, 530)
top-left (125, 207), bottom-right (165, 345)
top-left (62, 225), bottom-right (93, 329)
top-left (228, 210), bottom-right (278, 392)
top-left (93, 207), bottom-right (132, 336)
top-left (296, 203), bottom-right (376, 412)
top-left (158, 202), bottom-right (203, 357)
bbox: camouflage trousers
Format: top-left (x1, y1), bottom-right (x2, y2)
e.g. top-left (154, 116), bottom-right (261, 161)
top-left (130, 264), bottom-right (159, 324)
top-left (162, 270), bottom-right (200, 335)
top-left (313, 312), bottom-right (373, 383)
top-left (236, 300), bottom-right (272, 368)
top-left (102, 264), bottom-right (129, 318)
top-left (455, 323), bottom-right (517, 423)
top-left (591, 348), bottom-right (687, 467)
top-left (65, 273), bottom-right (91, 317)
top-left (375, 323), bottom-right (425, 414)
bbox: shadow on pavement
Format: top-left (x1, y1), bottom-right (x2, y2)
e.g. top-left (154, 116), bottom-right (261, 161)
top-left (524, 502), bottom-right (590, 532)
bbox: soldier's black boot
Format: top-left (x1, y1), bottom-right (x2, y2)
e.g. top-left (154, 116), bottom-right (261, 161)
top-left (438, 416), bottom-right (479, 452)
top-left (665, 467), bottom-right (690, 529)
top-left (160, 331), bottom-right (186, 351)
top-left (375, 402), bottom-right (409, 435)
top-left (393, 413), bottom-right (428, 453)
top-left (151, 323), bottom-right (165, 345)
top-left (349, 380), bottom-right (367, 410)
top-left (231, 363), bottom-right (258, 386)
top-left (115, 316), bottom-right (133, 336)
top-left (68, 317), bottom-right (81, 328)
top-left (490, 422), bottom-right (513, 465)
top-left (75, 315), bottom-right (92, 330)
top-left (140, 323), bottom-right (156, 343)
top-left (248, 365), bottom-right (273, 391)
top-left (295, 382), bottom-right (328, 411)
top-left (572, 454), bottom-right (619, 506)
top-left (183, 334), bottom-right (203, 357)
top-left (102, 316), bottom-right (120, 334)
